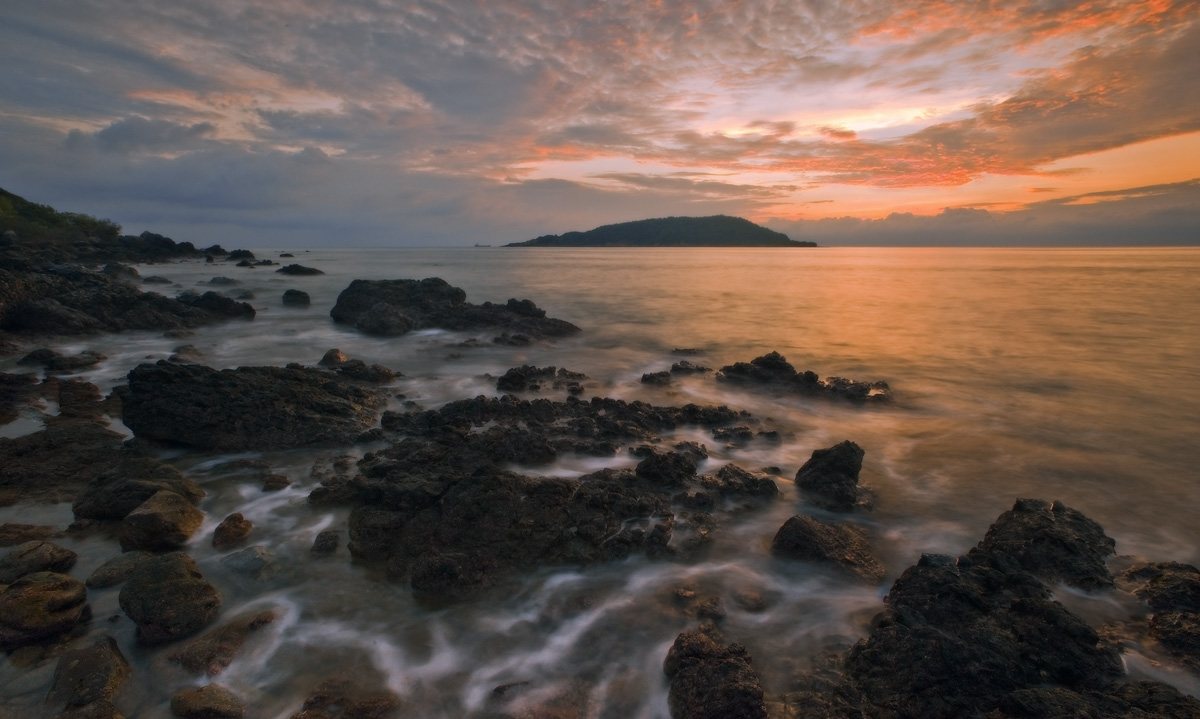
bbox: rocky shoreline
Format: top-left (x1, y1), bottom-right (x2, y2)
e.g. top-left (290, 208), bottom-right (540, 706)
top-left (2, 206), bottom-right (1198, 717)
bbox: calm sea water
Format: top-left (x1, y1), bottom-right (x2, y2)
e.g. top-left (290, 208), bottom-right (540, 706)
top-left (3, 247), bottom-right (1199, 716)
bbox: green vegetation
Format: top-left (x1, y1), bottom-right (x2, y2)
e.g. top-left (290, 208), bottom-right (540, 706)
top-left (505, 215), bottom-right (816, 247)
top-left (0, 187), bottom-right (122, 243)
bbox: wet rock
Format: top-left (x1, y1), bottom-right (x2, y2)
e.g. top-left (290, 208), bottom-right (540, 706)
top-left (497, 365), bottom-right (587, 393)
top-left (227, 250), bottom-right (255, 261)
top-left (1, 370), bottom-right (40, 424)
top-left (220, 545), bottom-right (279, 579)
top-left (663, 625), bottom-right (767, 719)
top-left (0, 540), bottom-right (78, 583)
top-left (282, 289), bottom-right (311, 307)
top-left (143, 275), bottom-right (172, 284)
top-left (122, 361), bottom-right (385, 451)
top-left (311, 530), bottom-right (340, 554)
top-left (713, 464), bottom-right (778, 499)
top-left (44, 350), bottom-right (107, 373)
top-left (712, 425), bottom-right (753, 445)
top-left (292, 676), bottom-right (401, 719)
top-left (206, 276), bottom-right (238, 286)
top-left (168, 344), bottom-right (205, 364)
top-left (262, 473), bottom-right (293, 491)
top-left (119, 490), bottom-right (205, 551)
top-left (175, 290), bottom-right (255, 320)
top-left (74, 457), bottom-right (204, 521)
top-left (0, 571), bottom-right (90, 649)
top-left (641, 371), bottom-right (671, 386)
top-left (794, 440), bottom-right (865, 512)
top-left (169, 609), bottom-right (277, 675)
top-left (276, 264), bottom-right (324, 275)
top-left (0, 522), bottom-right (65, 546)
top-left (119, 552), bottom-right (221, 644)
top-left (86, 551), bottom-right (153, 589)
top-left (212, 513), bottom-right (252, 550)
top-left (171, 683), bottom-right (245, 718)
top-left (1123, 561), bottom-right (1200, 612)
top-left (771, 515), bottom-right (884, 582)
top-left (330, 277), bottom-right (580, 341)
top-left (336, 359), bottom-right (397, 384)
top-left (971, 498), bottom-right (1116, 590)
top-left (635, 451), bottom-right (698, 487)
top-left (46, 635), bottom-right (131, 712)
top-left (318, 349), bottom-right (351, 367)
top-left (670, 360), bottom-right (712, 374)
top-left (716, 351), bottom-right (891, 403)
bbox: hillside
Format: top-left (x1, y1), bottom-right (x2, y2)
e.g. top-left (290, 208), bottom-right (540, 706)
top-left (505, 215), bottom-right (816, 247)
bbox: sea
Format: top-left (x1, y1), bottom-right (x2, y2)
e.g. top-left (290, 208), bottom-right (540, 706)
top-left (2, 246), bottom-right (1199, 717)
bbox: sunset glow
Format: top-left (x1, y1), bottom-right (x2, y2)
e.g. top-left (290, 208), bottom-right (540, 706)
top-left (0, 0), bottom-right (1197, 245)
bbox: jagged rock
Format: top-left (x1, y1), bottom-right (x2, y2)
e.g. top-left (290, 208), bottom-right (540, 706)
top-left (122, 362), bottom-right (385, 450)
top-left (175, 290), bottom-right (255, 320)
top-left (713, 464), bottom-right (778, 499)
top-left (0, 571), bottom-right (89, 649)
top-left (86, 551), bottom-right (152, 589)
top-left (716, 351), bottom-right (891, 403)
top-left (212, 513), bottom-right (252, 550)
top-left (330, 277), bottom-right (579, 340)
top-left (794, 440), bottom-right (865, 512)
top-left (168, 344), bottom-right (205, 364)
top-left (1124, 561), bottom-right (1200, 612)
top-left (46, 635), bottom-right (131, 712)
top-left (74, 458), bottom-right (204, 521)
top-left (276, 264), bottom-right (324, 276)
top-left (118, 490), bottom-right (205, 551)
top-left (771, 515), bottom-right (884, 582)
top-left (336, 359), bottom-right (397, 384)
top-left (636, 451), bottom-right (698, 487)
top-left (0, 540), bottom-right (77, 583)
top-left (119, 553), bottom-right (221, 644)
top-left (496, 365), bottom-right (587, 393)
top-left (671, 360), bottom-right (712, 374)
top-left (261, 473), bottom-right (292, 491)
top-left (169, 609), bottom-right (277, 675)
top-left (663, 625), bottom-right (767, 719)
top-left (171, 684), bottom-right (245, 718)
top-left (641, 371), bottom-right (671, 386)
top-left (971, 498), bottom-right (1115, 590)
top-left (282, 289), bottom-right (311, 307)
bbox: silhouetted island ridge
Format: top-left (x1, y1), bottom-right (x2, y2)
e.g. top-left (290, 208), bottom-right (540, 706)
top-left (505, 215), bottom-right (817, 247)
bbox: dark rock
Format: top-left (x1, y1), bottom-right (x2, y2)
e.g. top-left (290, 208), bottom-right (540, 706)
top-left (972, 498), bottom-right (1115, 590)
top-left (713, 464), bottom-right (779, 499)
top-left (119, 552), bottom-right (221, 644)
top-left (262, 474), bottom-right (293, 491)
top-left (168, 344), bottom-right (205, 364)
top-left (206, 276), bottom-right (239, 286)
top-left (716, 351), bottom-right (891, 403)
top-left (663, 626), bottom-right (767, 719)
top-left (1123, 562), bottom-right (1200, 612)
top-left (336, 359), bottom-right (397, 384)
top-left (712, 425), bottom-right (754, 445)
top-left (0, 370), bottom-right (40, 424)
top-left (46, 635), bottom-right (130, 712)
top-left (276, 264), bottom-right (324, 276)
top-left (318, 349), bottom-right (350, 367)
top-left (143, 276), bottom-right (172, 284)
top-left (330, 277), bottom-right (579, 340)
top-left (86, 551), bottom-right (152, 589)
top-left (280, 252), bottom-right (294, 258)
top-left (118, 490), bottom-right (204, 550)
top-left (282, 289), bottom-right (311, 307)
top-left (170, 684), bottom-right (245, 718)
top-left (1148, 611), bottom-right (1200, 672)
top-left (636, 451), bottom-right (698, 487)
top-left (0, 522), bottom-right (64, 546)
top-left (0, 540), bottom-right (78, 583)
top-left (121, 362), bottom-right (385, 450)
top-left (47, 350), bottom-right (107, 373)
top-left (673, 348), bottom-right (705, 355)
top-left (226, 250), bottom-right (255, 261)
top-left (0, 571), bottom-right (89, 649)
top-left (169, 610), bottom-right (277, 675)
top-left (235, 259), bottom-right (253, 267)
top-left (670, 360), bottom-right (712, 374)
top-left (212, 513), bottom-right (252, 550)
top-left (794, 440), bottom-right (865, 512)
top-left (771, 515), bottom-right (884, 582)
top-left (696, 597), bottom-right (727, 622)
top-left (74, 457), bottom-right (204, 521)
top-left (220, 545), bottom-right (278, 579)
top-left (641, 371), bottom-right (671, 386)
top-left (496, 365), bottom-right (587, 393)
top-left (175, 290), bottom-right (255, 320)
top-left (673, 441), bottom-right (709, 462)
top-left (18, 347), bottom-right (60, 365)
top-left (311, 530), bottom-right (340, 554)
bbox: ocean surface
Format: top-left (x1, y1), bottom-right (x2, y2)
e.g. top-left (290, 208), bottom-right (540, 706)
top-left (2, 246), bottom-right (1199, 717)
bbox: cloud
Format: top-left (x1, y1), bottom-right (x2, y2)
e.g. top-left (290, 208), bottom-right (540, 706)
top-left (65, 116), bottom-right (216, 154)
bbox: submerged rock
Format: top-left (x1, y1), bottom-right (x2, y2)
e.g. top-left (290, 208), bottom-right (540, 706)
top-left (794, 440), bottom-right (866, 512)
top-left (170, 683), bottom-right (245, 719)
top-left (121, 361), bottom-right (386, 450)
top-left (213, 513), bottom-right (252, 550)
top-left (169, 609), bottom-right (277, 676)
top-left (46, 635), bottom-right (131, 713)
top-left (276, 263), bottom-right (324, 276)
top-left (771, 515), bottom-right (884, 582)
top-left (282, 288), bottom-right (311, 307)
top-left (330, 277), bottom-right (580, 341)
top-left (663, 625), bottom-right (768, 719)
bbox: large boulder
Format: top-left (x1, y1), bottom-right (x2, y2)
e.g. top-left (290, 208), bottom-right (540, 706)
top-left (121, 362), bottom-right (385, 450)
top-left (663, 626), bottom-right (768, 719)
top-left (0, 539), bottom-right (77, 583)
top-left (118, 552), bottom-right (221, 644)
top-left (794, 440), bottom-right (865, 512)
top-left (118, 490), bottom-right (205, 551)
top-left (771, 515), bottom-right (884, 582)
top-left (0, 571), bottom-right (89, 649)
top-left (330, 277), bottom-right (580, 340)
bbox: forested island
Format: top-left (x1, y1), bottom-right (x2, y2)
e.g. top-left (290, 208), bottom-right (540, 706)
top-left (505, 215), bottom-right (817, 247)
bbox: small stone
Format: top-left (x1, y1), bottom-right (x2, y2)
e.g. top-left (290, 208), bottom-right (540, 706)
top-left (318, 349), bottom-right (350, 367)
top-left (212, 513), bottom-right (252, 550)
top-left (171, 683), bottom-right (245, 718)
top-left (119, 490), bottom-right (205, 551)
top-left (311, 530), bottom-right (340, 555)
top-left (262, 474), bottom-right (292, 491)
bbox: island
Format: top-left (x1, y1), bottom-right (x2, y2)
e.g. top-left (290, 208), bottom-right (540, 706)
top-left (504, 215), bottom-right (817, 247)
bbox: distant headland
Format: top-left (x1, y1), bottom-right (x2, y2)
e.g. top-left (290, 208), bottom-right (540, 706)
top-left (504, 215), bottom-right (817, 247)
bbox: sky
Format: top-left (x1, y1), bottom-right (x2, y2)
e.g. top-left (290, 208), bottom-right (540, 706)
top-left (1, 0), bottom-right (1198, 247)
